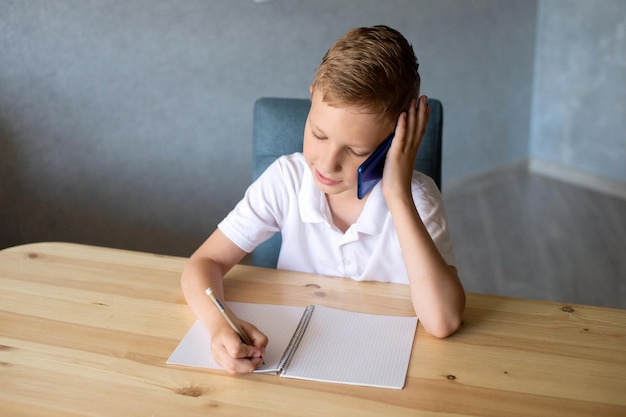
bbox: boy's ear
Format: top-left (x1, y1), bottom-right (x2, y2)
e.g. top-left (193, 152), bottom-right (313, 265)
top-left (309, 84), bottom-right (314, 95)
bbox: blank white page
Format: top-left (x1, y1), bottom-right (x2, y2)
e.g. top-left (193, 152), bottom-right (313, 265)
top-left (280, 306), bottom-right (418, 389)
top-left (167, 302), bottom-right (305, 373)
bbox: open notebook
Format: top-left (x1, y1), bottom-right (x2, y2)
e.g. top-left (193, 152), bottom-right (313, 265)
top-left (167, 302), bottom-right (418, 389)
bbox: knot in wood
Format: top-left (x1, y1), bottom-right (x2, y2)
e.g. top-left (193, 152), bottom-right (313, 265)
top-left (177, 387), bottom-right (204, 397)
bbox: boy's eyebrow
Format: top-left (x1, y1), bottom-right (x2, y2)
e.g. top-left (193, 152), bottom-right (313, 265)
top-left (308, 118), bottom-right (381, 153)
top-left (309, 120), bottom-right (327, 137)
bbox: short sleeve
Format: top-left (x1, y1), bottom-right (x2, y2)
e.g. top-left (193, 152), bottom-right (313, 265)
top-left (411, 173), bottom-right (457, 268)
top-left (218, 154), bottom-right (303, 253)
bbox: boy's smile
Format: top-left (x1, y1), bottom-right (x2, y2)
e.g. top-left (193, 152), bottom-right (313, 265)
top-left (303, 88), bottom-right (394, 200)
top-left (314, 168), bottom-right (342, 186)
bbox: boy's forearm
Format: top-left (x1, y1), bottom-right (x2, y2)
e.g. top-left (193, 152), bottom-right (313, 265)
top-left (181, 256), bottom-right (230, 335)
top-left (388, 197), bottom-right (465, 338)
top-left (181, 254), bottom-right (267, 373)
top-left (181, 229), bottom-right (250, 337)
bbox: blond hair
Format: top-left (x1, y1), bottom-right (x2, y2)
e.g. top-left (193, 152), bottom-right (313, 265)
top-left (312, 25), bottom-right (420, 124)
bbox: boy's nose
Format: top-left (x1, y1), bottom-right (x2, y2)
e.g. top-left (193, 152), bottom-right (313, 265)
top-left (319, 146), bottom-right (343, 173)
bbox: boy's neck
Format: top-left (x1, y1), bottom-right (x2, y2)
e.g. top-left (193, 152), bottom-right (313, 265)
top-left (325, 192), bottom-right (367, 234)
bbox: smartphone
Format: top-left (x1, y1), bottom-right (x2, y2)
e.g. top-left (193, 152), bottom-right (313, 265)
top-left (357, 133), bottom-right (394, 199)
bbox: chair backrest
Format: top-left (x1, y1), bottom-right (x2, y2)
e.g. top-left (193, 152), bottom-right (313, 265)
top-left (251, 97), bottom-right (443, 268)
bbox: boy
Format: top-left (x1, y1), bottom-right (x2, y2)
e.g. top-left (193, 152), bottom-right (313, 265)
top-left (181, 25), bottom-right (465, 374)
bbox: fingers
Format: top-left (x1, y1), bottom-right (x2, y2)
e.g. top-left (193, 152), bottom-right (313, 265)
top-left (240, 321), bottom-right (268, 357)
top-left (416, 96), bottom-right (431, 139)
top-left (382, 95), bottom-right (430, 201)
top-left (211, 324), bottom-right (268, 374)
top-left (213, 338), bottom-right (263, 374)
top-left (391, 111), bottom-right (408, 154)
top-left (394, 96), bottom-right (428, 154)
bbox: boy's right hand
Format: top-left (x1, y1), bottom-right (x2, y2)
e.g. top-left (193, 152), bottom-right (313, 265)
top-left (381, 96), bottom-right (430, 204)
top-left (209, 320), bottom-right (268, 374)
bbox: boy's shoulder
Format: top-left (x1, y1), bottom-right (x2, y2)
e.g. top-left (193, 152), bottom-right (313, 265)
top-left (410, 171), bottom-right (443, 206)
top-left (411, 170), bottom-right (437, 188)
top-left (268, 152), bottom-right (306, 175)
top-left (257, 152), bottom-right (307, 190)
top-left (278, 151), bottom-right (306, 164)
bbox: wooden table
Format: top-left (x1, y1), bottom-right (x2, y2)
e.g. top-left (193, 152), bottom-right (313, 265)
top-left (1, 242), bottom-right (625, 416)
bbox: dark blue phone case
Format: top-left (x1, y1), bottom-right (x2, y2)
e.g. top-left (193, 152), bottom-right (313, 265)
top-left (357, 133), bottom-right (394, 199)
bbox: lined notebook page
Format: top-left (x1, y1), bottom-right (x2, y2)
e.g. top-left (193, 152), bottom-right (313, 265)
top-left (281, 306), bottom-right (418, 389)
top-left (167, 302), bottom-right (305, 372)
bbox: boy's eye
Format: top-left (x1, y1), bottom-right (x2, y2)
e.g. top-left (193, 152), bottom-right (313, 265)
top-left (312, 132), bottom-right (326, 140)
top-left (348, 148), bottom-right (370, 158)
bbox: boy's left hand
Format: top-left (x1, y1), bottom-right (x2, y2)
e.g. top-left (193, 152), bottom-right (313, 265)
top-left (382, 96), bottom-right (430, 202)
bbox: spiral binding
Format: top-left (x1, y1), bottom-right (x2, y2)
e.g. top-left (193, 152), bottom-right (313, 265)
top-left (277, 304), bottom-right (316, 374)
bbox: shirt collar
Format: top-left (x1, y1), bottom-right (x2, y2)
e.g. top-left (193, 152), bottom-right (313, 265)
top-left (299, 168), bottom-right (388, 234)
top-left (299, 167), bottom-right (331, 224)
top-left (354, 184), bottom-right (388, 235)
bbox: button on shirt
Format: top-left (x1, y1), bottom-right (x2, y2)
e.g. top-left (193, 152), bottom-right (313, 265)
top-left (218, 153), bottom-right (456, 284)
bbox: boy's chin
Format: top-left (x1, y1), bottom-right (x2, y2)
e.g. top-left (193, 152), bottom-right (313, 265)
top-left (318, 185), bottom-right (358, 199)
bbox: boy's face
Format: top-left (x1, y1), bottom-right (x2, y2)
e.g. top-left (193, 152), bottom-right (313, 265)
top-left (304, 88), bottom-right (394, 199)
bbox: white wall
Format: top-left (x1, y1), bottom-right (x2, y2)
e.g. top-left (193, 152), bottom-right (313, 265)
top-left (530, 0), bottom-right (626, 183)
top-left (0, 0), bottom-right (539, 254)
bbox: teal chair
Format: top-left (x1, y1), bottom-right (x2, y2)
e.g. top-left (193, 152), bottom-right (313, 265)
top-left (251, 97), bottom-right (443, 268)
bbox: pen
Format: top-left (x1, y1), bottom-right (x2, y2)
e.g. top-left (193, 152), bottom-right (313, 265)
top-left (205, 288), bottom-right (254, 346)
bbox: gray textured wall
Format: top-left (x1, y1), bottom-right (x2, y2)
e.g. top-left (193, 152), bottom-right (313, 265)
top-left (2, 0), bottom-right (537, 255)
top-left (530, 0), bottom-right (626, 182)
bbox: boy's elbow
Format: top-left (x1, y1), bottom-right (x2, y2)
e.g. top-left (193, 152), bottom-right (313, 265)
top-left (427, 315), bottom-right (463, 339)
top-left (424, 300), bottom-right (465, 338)
top-left (431, 287), bottom-right (466, 338)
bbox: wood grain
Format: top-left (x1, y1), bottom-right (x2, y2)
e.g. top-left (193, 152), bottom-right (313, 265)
top-left (1, 242), bottom-right (625, 416)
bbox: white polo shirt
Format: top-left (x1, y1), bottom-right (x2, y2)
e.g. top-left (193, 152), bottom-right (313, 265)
top-left (218, 153), bottom-right (456, 284)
